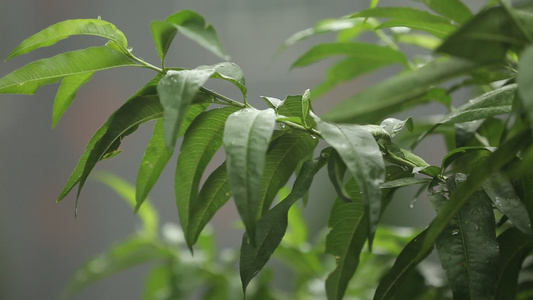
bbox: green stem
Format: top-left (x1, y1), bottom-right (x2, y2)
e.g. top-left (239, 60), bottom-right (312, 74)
top-left (278, 120), bottom-right (322, 137)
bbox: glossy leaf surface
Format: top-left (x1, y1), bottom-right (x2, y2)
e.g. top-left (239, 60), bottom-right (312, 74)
top-left (52, 72), bottom-right (94, 128)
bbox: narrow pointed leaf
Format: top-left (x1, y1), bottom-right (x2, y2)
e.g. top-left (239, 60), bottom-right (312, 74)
top-left (175, 107), bottom-right (239, 233)
top-left (349, 7), bottom-right (454, 25)
top-left (325, 180), bottom-right (367, 300)
top-left (52, 72), bottom-right (94, 128)
top-left (277, 95), bottom-right (316, 129)
top-left (418, 0), bottom-right (473, 24)
top-left (483, 172), bottom-right (532, 236)
top-left (165, 10), bottom-right (229, 60)
top-left (441, 146), bottom-right (495, 172)
top-left (223, 108), bottom-right (276, 244)
top-left (240, 150), bottom-right (329, 292)
top-left (198, 62), bottom-right (247, 99)
top-left (495, 228), bottom-right (533, 300)
top-left (501, 0), bottom-right (533, 43)
top-left (157, 68), bottom-right (214, 149)
top-left (316, 119), bottom-right (385, 247)
top-left (518, 45), bottom-right (533, 130)
top-left (58, 95), bottom-right (163, 204)
top-left (322, 58), bottom-right (480, 123)
top-left (150, 20), bottom-right (177, 62)
top-left (376, 19), bottom-right (456, 39)
top-left (327, 149), bottom-right (351, 202)
top-left (380, 177), bottom-right (431, 189)
top-left (0, 46), bottom-right (138, 94)
top-left (431, 188), bottom-right (499, 300)
top-left (6, 19), bottom-right (128, 60)
top-left (136, 104), bottom-right (208, 212)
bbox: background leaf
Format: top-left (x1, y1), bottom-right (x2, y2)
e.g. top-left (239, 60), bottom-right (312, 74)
top-left (417, 0), bottom-right (473, 24)
top-left (518, 45), bottom-right (533, 130)
top-left (52, 72), bottom-right (94, 128)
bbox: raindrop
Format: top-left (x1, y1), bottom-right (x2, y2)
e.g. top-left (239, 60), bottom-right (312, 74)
top-left (127, 47), bottom-right (133, 52)
top-left (310, 135), bottom-right (318, 140)
top-left (278, 123), bottom-right (286, 129)
top-left (451, 229), bottom-right (459, 236)
top-left (409, 198), bottom-right (417, 209)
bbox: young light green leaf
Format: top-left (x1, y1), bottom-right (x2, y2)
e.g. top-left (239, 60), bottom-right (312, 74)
top-left (94, 172), bottom-right (158, 239)
top-left (325, 180), bottom-right (367, 300)
top-left (240, 150), bottom-right (329, 292)
top-left (394, 33), bottom-right (441, 50)
top-left (135, 104), bottom-right (208, 212)
top-left (495, 228), bottom-right (533, 300)
top-left (316, 118), bottom-right (385, 247)
top-left (418, 0), bottom-right (473, 24)
top-left (379, 177), bottom-right (431, 189)
top-left (301, 89), bottom-right (310, 126)
top-left (441, 146), bottom-right (496, 173)
top-left (165, 10), bottom-right (229, 60)
top-left (62, 237), bottom-right (173, 299)
top-left (0, 46), bottom-right (138, 94)
top-left (6, 19), bottom-right (129, 60)
top-left (157, 68), bottom-right (214, 149)
top-left (175, 107), bottom-right (239, 235)
top-left (142, 264), bottom-right (179, 300)
top-left (198, 62), bottom-right (247, 100)
top-left (483, 172), bottom-right (532, 236)
top-left (370, 0), bottom-right (379, 8)
top-left (150, 20), bottom-right (178, 63)
top-left (518, 45), bottom-right (533, 130)
top-left (322, 58), bottom-right (480, 123)
top-left (52, 72), bottom-right (94, 128)
top-left (58, 95), bottom-right (163, 208)
top-left (223, 108), bottom-right (276, 244)
top-left (437, 6), bottom-right (527, 63)
top-left (431, 186), bottom-right (499, 300)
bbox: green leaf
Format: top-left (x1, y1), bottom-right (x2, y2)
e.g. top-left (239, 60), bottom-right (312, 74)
top-left (501, 0), bottom-right (533, 43)
top-left (165, 10), bottom-right (229, 60)
top-left (370, 0), bottom-right (379, 8)
top-left (94, 172), bottom-right (158, 239)
top-left (150, 20), bottom-right (178, 62)
top-left (327, 149), bottom-right (351, 202)
top-left (223, 108), bottom-right (276, 244)
top-left (157, 68), bottom-right (215, 149)
top-left (277, 95), bottom-right (317, 128)
top-left (6, 19), bottom-right (129, 60)
top-left (394, 33), bottom-right (441, 50)
top-left (495, 228), bottom-right (533, 300)
top-left (375, 19), bottom-right (456, 39)
top-left (52, 72), bottom-right (94, 128)
top-left (379, 117), bottom-right (413, 138)
top-left (187, 162), bottom-right (231, 248)
top-left (142, 264), bottom-right (177, 300)
top-left (258, 132), bottom-right (318, 215)
top-left (379, 177), bottom-right (431, 189)
top-left (437, 6), bottom-right (527, 63)
top-left (325, 180), bottom-right (367, 300)
top-left (418, 0), bottom-right (473, 24)
top-left (291, 42), bottom-right (408, 68)
top-left (136, 104), bottom-right (208, 212)
top-left (316, 118), bottom-right (385, 247)
top-left (175, 107), bottom-right (239, 237)
top-left (58, 95), bottom-right (163, 208)
top-left (350, 6), bottom-right (453, 25)
top-left (373, 229), bottom-right (432, 300)
top-left (240, 150), bottom-right (329, 292)
top-left (431, 184), bottom-right (499, 300)
top-left (0, 46), bottom-right (138, 94)
top-left (62, 237), bottom-right (173, 299)
top-left (301, 89), bottom-right (310, 127)
top-left (322, 58), bottom-right (480, 124)
top-left (198, 62), bottom-right (247, 100)
top-left (441, 146), bottom-right (496, 172)
top-left (518, 45), bottom-right (533, 130)
top-left (483, 172), bottom-right (532, 236)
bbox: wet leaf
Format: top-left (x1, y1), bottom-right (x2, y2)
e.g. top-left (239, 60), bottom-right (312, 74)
top-left (52, 72), bottom-right (94, 128)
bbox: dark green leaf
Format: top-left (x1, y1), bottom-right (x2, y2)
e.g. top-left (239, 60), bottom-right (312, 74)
top-left (501, 0), bottom-right (533, 43)
top-left (165, 10), bottom-right (229, 60)
top-left (62, 237), bottom-right (173, 299)
top-left (150, 20), bottom-right (177, 62)
top-left (325, 180), bottom-right (367, 300)
top-left (52, 72), bottom-right (94, 128)
top-left (0, 46), bottom-right (138, 94)
top-left (240, 150), bottom-right (329, 292)
top-left (322, 58), bottom-right (480, 123)
top-left (380, 177), bottom-right (431, 189)
top-left (495, 228), bottom-right (533, 300)
top-left (418, 0), bottom-right (473, 24)
top-left (175, 107), bottom-right (239, 237)
top-left (328, 149), bottom-right (351, 202)
top-left (6, 19), bottom-right (129, 60)
top-left (437, 6), bottom-right (527, 63)
top-left (441, 146), bottom-right (496, 173)
top-left (277, 95), bottom-right (317, 128)
top-left (431, 186), bottom-right (499, 300)
top-left (198, 62), bottom-right (247, 100)
top-left (223, 108), bottom-right (276, 244)
top-left (58, 95), bottom-right (163, 207)
top-left (157, 68), bottom-right (214, 149)
top-left (518, 45), bottom-right (533, 129)
top-left (483, 172), bottom-right (532, 236)
top-left (135, 104), bottom-right (208, 212)
top-left (316, 119), bottom-right (385, 247)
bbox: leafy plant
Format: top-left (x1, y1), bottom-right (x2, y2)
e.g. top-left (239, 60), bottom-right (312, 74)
top-left (2, 1), bottom-right (533, 299)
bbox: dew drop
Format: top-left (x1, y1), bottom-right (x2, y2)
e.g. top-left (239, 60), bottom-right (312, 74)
top-left (409, 198), bottom-right (417, 209)
top-left (311, 135), bottom-right (318, 140)
top-left (451, 229), bottom-right (459, 236)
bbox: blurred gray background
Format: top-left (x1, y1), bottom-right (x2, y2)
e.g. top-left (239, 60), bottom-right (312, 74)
top-left (0, 0), bottom-right (484, 299)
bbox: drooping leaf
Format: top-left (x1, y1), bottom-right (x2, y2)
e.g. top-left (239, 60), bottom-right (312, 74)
top-left (94, 172), bottom-right (158, 239)
top-left (240, 149), bottom-right (329, 292)
top-left (6, 19), bottom-right (129, 60)
top-left (322, 58), bottom-right (480, 123)
top-left (165, 10), bottom-right (229, 60)
top-left (150, 20), bottom-right (178, 63)
top-left (136, 104), bottom-right (208, 212)
top-left (418, 0), bottom-right (473, 24)
top-left (62, 237), bottom-right (173, 299)
top-left (198, 62), bottom-right (247, 100)
top-left (437, 6), bottom-right (528, 63)
top-left (518, 45), bottom-right (533, 130)
top-left (157, 68), bottom-right (214, 149)
top-left (316, 118), bottom-right (385, 247)
top-left (495, 228), bottom-right (533, 300)
top-left (327, 149), bottom-right (351, 202)
top-left (52, 72), bottom-right (94, 128)
top-left (175, 107), bottom-right (239, 235)
top-left (58, 95), bottom-right (163, 207)
top-left (0, 46), bottom-right (138, 94)
top-left (325, 180), bottom-right (367, 300)
top-left (483, 172), bottom-right (532, 236)
top-left (441, 146), bottom-right (496, 173)
top-left (379, 177), bottom-right (431, 189)
top-left (431, 183), bottom-right (499, 300)
top-left (223, 108), bottom-right (276, 244)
